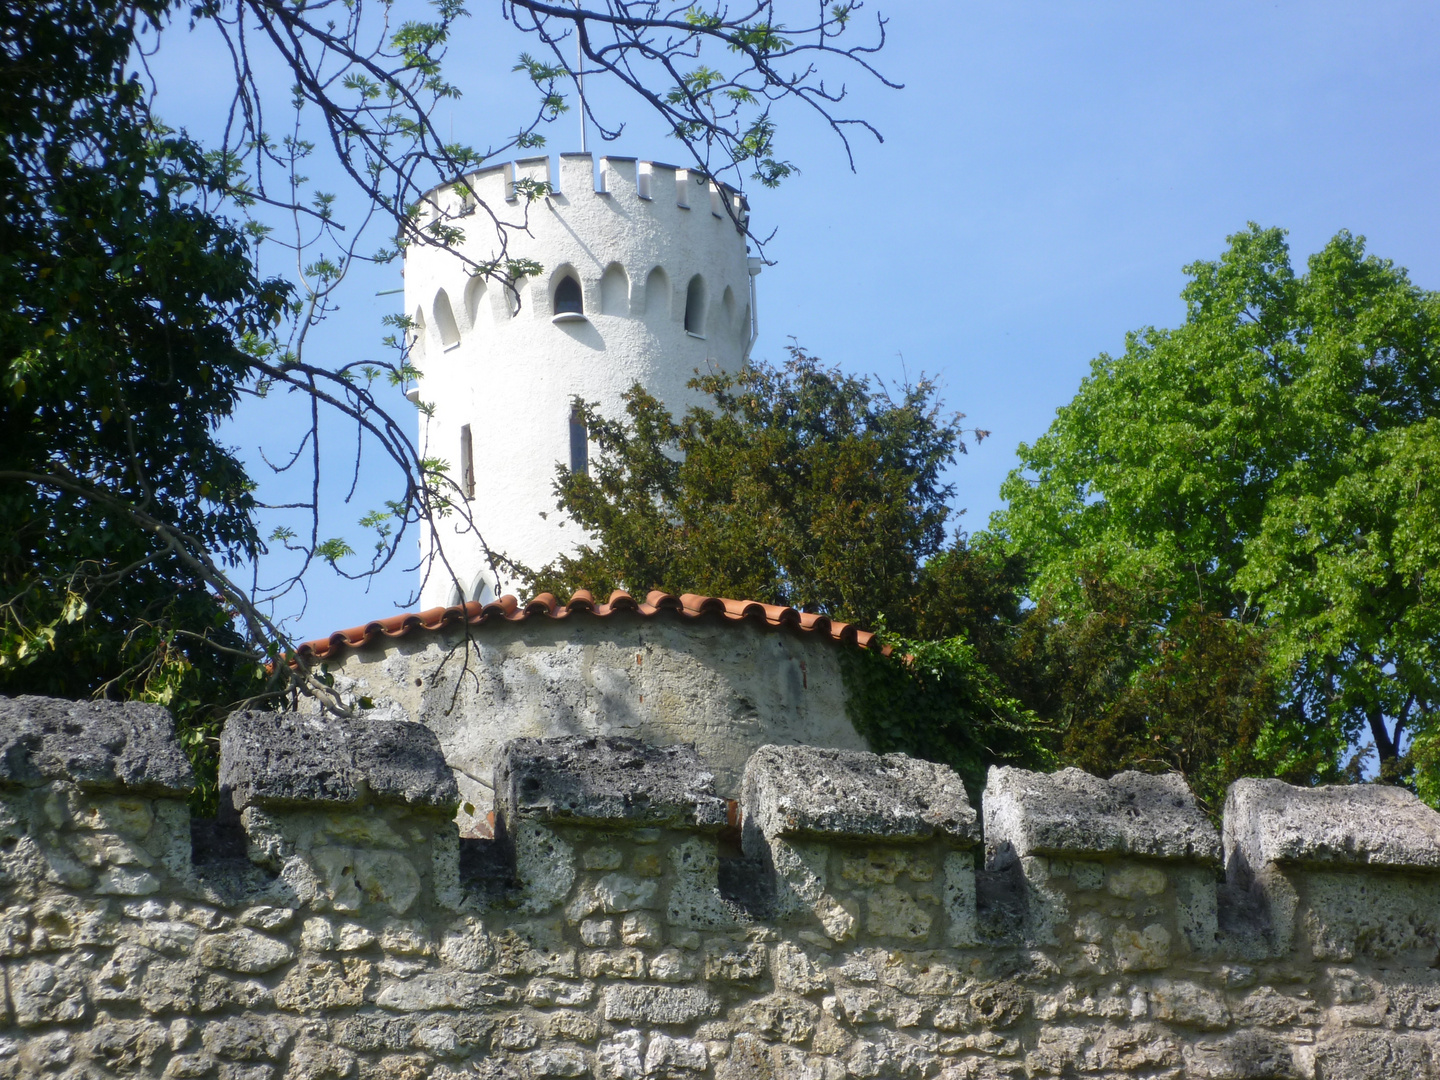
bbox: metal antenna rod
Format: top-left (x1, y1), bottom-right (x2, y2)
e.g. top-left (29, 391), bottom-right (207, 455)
top-left (575, 5), bottom-right (586, 153)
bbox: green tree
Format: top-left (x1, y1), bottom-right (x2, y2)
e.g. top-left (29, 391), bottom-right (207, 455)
top-left (1, 0), bottom-right (894, 791)
top-left (0, 0), bottom-right (293, 805)
top-left (992, 224), bottom-right (1440, 793)
top-left (526, 346), bottom-right (982, 631)
top-left (525, 347), bottom-right (1052, 791)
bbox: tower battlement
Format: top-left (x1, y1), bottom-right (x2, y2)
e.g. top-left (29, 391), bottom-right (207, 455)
top-left (417, 155), bottom-right (749, 235)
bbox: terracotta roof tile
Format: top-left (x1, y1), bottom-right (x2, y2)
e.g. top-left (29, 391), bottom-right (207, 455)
top-left (296, 590), bottom-right (887, 662)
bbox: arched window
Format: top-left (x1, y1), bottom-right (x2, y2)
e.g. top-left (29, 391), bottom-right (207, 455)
top-left (600, 263), bottom-right (629, 315)
top-left (554, 275), bottom-right (583, 315)
top-left (459, 423), bottom-right (475, 500)
top-left (468, 572), bottom-right (494, 605)
top-left (684, 274), bottom-right (706, 337)
top-left (643, 266), bottom-right (669, 318)
top-left (464, 276), bottom-right (488, 328)
top-left (722, 285), bottom-right (736, 330)
top-left (569, 404), bottom-right (589, 476)
top-left (434, 290), bottom-right (460, 349)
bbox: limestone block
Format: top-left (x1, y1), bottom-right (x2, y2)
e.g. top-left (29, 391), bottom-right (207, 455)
top-left (1226, 777), bottom-right (1440, 872)
top-left (601, 983), bottom-right (721, 1025)
top-left (354, 849), bottom-right (422, 914)
top-left (494, 735), bottom-right (728, 829)
top-left (284, 1039), bottom-right (358, 1080)
top-left (597, 1031), bottom-right (645, 1080)
top-left (527, 1046), bottom-right (589, 1077)
top-left (95, 865), bottom-right (161, 896)
top-left (666, 836), bottom-right (744, 931)
top-left (273, 958), bottom-right (371, 1011)
top-left (741, 744), bottom-right (977, 845)
top-left (594, 872), bottom-right (660, 912)
top-left (1149, 978), bottom-right (1231, 1030)
top-left (645, 1033), bottom-right (709, 1073)
top-left (620, 911), bottom-right (663, 947)
top-left (1112, 923), bottom-right (1172, 971)
top-left (513, 820), bottom-right (575, 914)
top-left (490, 925), bottom-right (577, 977)
top-left (770, 942), bottom-right (829, 996)
top-left (374, 971), bottom-right (514, 1010)
top-left (1182, 1032), bottom-right (1300, 1079)
top-left (942, 851), bottom-right (978, 947)
top-left (195, 929), bottom-right (296, 974)
top-left (438, 917), bottom-right (492, 970)
top-left (0, 696), bottom-right (193, 795)
top-left (743, 993), bottom-right (820, 1044)
top-left (220, 710), bottom-right (458, 812)
top-left (1226, 780), bottom-right (1440, 960)
top-left (983, 766), bottom-right (1220, 865)
top-left (864, 884), bottom-right (932, 941)
top-left (766, 837), bottom-right (828, 921)
top-left (200, 1014), bottom-right (293, 1061)
top-left (85, 1018), bottom-right (169, 1071)
top-left (524, 977), bottom-right (595, 1006)
top-left (9, 957), bottom-right (89, 1025)
top-left (1314, 1030), bottom-right (1434, 1079)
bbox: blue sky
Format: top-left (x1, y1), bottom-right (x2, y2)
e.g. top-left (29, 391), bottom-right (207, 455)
top-left (149, 2), bottom-right (1440, 640)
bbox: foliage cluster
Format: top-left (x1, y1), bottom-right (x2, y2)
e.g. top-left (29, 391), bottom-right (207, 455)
top-left (0, 0), bottom-right (291, 806)
top-left (532, 226), bottom-right (1440, 807)
top-left (995, 225), bottom-right (1440, 794)
top-left (526, 345), bottom-right (982, 633)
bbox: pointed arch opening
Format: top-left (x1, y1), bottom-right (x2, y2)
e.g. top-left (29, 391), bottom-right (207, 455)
top-left (434, 290), bottom-right (461, 349)
top-left (554, 274), bottom-right (583, 315)
top-left (643, 266), bottom-right (670, 319)
top-left (468, 572), bottom-right (494, 605)
top-left (600, 263), bottom-right (630, 315)
top-left (684, 274), bottom-right (707, 337)
top-left (721, 285), bottom-right (736, 331)
top-left (464, 276), bottom-right (488, 328)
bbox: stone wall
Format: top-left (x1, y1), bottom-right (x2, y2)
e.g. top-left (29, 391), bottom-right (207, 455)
top-left (301, 612), bottom-right (865, 836)
top-left (3, 694), bottom-right (1440, 1079)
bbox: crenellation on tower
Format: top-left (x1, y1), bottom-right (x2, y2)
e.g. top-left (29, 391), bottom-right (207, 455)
top-left (405, 153), bottom-right (757, 608)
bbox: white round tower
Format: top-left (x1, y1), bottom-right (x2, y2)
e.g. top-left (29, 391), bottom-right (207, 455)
top-left (404, 153), bottom-right (759, 609)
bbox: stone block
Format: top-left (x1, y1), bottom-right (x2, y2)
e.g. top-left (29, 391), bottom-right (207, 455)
top-left (601, 983), bottom-right (721, 1025)
top-left (741, 744), bottom-right (977, 845)
top-left (220, 710), bottom-right (458, 812)
top-left (1225, 777), bottom-right (1440, 872)
top-left (493, 735), bottom-right (728, 829)
top-left (984, 766), bottom-right (1220, 865)
top-left (0, 696), bottom-right (192, 795)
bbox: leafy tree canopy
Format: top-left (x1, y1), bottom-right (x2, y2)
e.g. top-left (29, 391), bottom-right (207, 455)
top-left (0, 0), bottom-right (292, 804)
top-left (526, 346), bottom-right (980, 632)
top-left (992, 225), bottom-right (1440, 794)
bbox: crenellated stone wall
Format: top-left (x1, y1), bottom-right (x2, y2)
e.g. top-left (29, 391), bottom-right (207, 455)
top-left (2, 694), bottom-right (1440, 1079)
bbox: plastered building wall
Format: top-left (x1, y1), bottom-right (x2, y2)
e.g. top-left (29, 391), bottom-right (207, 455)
top-left (5, 696), bottom-right (1440, 1080)
top-left (300, 609), bottom-right (865, 835)
top-left (404, 155), bottom-right (755, 606)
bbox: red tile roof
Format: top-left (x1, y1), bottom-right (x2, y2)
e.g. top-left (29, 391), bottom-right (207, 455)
top-left (297, 590), bottom-right (886, 661)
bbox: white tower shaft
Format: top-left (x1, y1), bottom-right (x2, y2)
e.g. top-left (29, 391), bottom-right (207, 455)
top-left (404, 153), bottom-right (755, 608)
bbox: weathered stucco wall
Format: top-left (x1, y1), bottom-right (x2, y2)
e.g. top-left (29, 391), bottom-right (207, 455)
top-left (304, 613), bottom-right (865, 832)
top-left (4, 695), bottom-right (1440, 1080)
